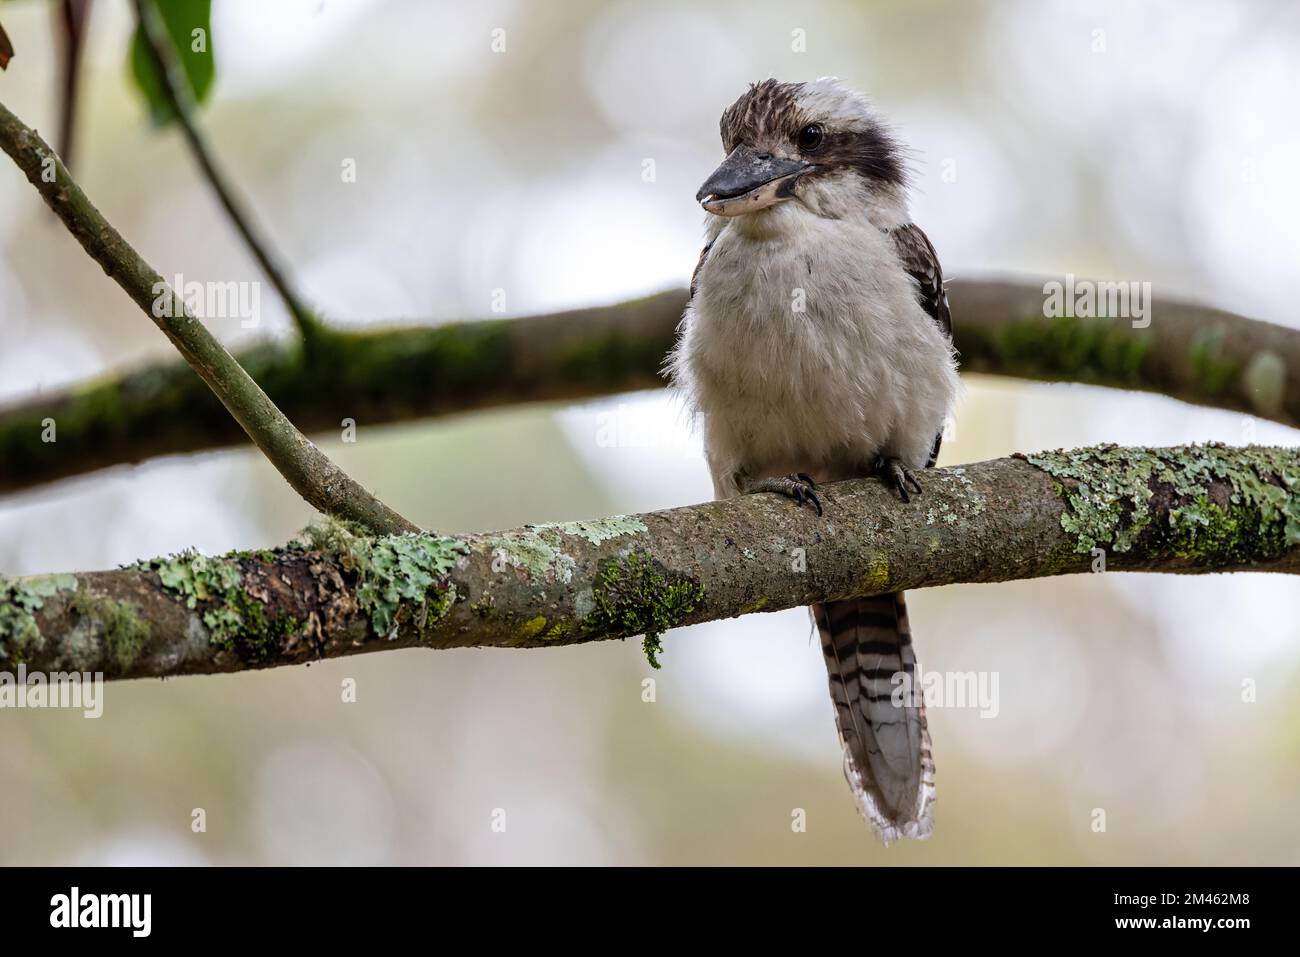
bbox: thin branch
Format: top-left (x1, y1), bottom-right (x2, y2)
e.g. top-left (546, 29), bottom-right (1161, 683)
top-left (132, 0), bottom-right (321, 340)
top-left (4, 444), bottom-right (1297, 681)
top-left (0, 97), bottom-right (416, 535)
top-left (1, 282), bottom-right (1298, 496)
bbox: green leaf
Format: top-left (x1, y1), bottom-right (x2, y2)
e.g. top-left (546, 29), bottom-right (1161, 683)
top-left (129, 0), bottom-right (214, 126)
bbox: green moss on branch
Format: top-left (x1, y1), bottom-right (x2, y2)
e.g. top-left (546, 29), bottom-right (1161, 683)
top-left (66, 592), bottom-right (152, 672)
top-left (584, 552), bottom-right (706, 669)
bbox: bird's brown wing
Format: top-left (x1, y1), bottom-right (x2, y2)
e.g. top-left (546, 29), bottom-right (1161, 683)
top-left (890, 222), bottom-right (951, 339)
top-left (891, 223), bottom-right (951, 466)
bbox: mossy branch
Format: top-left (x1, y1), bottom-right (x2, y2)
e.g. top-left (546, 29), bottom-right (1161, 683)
top-left (0, 97), bottom-right (415, 535)
top-left (1, 281), bottom-right (1297, 497)
top-left (3, 444), bottom-right (1296, 682)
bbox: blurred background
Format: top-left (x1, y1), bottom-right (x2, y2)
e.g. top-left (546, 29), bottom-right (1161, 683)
top-left (1, 0), bottom-right (1298, 865)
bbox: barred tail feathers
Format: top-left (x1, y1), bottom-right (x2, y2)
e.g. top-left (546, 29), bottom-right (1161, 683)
top-left (814, 592), bottom-right (935, 844)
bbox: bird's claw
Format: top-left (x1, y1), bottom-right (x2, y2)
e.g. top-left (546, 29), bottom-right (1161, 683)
top-left (877, 457), bottom-right (922, 502)
top-left (744, 473), bottom-right (823, 516)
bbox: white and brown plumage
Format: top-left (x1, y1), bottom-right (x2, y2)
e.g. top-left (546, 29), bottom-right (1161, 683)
top-left (670, 78), bottom-right (958, 843)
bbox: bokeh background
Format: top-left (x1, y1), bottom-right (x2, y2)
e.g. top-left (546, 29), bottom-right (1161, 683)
top-left (1, 0), bottom-right (1298, 865)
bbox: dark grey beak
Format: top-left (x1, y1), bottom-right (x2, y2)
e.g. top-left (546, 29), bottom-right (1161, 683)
top-left (696, 144), bottom-right (809, 216)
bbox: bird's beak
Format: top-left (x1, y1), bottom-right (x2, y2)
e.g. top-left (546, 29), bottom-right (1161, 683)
top-left (696, 144), bottom-right (811, 216)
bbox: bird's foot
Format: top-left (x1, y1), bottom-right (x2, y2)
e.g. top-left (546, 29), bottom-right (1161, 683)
top-left (743, 473), bottom-right (822, 516)
top-left (876, 457), bottom-right (922, 503)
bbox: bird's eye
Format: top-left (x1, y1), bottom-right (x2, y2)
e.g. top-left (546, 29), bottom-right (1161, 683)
top-left (796, 124), bottom-right (825, 152)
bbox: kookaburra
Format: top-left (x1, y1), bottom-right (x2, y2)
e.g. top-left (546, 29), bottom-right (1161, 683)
top-left (670, 78), bottom-right (959, 843)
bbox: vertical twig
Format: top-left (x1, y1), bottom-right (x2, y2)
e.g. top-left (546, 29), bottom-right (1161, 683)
top-left (55, 0), bottom-right (93, 167)
top-left (132, 0), bottom-right (323, 340)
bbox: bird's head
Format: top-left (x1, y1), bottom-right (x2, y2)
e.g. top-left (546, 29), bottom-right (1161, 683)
top-left (696, 77), bottom-right (907, 221)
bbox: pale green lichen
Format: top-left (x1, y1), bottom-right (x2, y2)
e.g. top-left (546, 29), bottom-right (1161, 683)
top-left (351, 534), bottom-right (468, 638)
top-left (946, 467), bottom-right (987, 516)
top-left (356, 535), bottom-right (467, 639)
top-left (536, 516), bottom-right (648, 546)
top-left (139, 550), bottom-right (301, 662)
top-left (296, 517), bottom-right (468, 639)
top-left (1025, 443), bottom-right (1299, 565)
top-left (925, 468), bottom-right (986, 528)
top-left (583, 551), bottom-right (705, 669)
top-left (492, 528), bottom-right (576, 585)
top-left (295, 515), bottom-right (373, 556)
top-left (148, 552), bottom-right (241, 608)
top-left (148, 522), bottom-right (470, 657)
top-left (493, 517), bottom-right (648, 585)
top-left (0, 574), bottom-right (77, 664)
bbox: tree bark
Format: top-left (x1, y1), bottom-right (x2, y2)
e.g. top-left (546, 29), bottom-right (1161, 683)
top-left (3, 444), bottom-right (1296, 682)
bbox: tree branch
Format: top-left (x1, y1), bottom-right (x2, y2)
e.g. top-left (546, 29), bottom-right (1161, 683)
top-left (132, 0), bottom-right (321, 340)
top-left (953, 280), bottom-right (1298, 424)
top-left (3, 444), bottom-right (1296, 681)
top-left (1, 282), bottom-right (1297, 497)
top-left (0, 97), bottom-right (415, 534)
top-left (0, 291), bottom-right (682, 495)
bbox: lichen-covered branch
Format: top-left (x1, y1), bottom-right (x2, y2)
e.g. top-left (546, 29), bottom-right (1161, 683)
top-left (2, 281), bottom-right (1297, 497)
top-left (3, 444), bottom-right (1296, 682)
top-left (133, 0), bottom-right (321, 340)
top-left (0, 97), bottom-right (414, 534)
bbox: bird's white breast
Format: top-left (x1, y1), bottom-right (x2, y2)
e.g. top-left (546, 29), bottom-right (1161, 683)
top-left (672, 203), bottom-right (959, 497)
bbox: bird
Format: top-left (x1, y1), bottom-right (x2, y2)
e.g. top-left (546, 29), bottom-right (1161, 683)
top-left (669, 78), bottom-right (959, 844)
